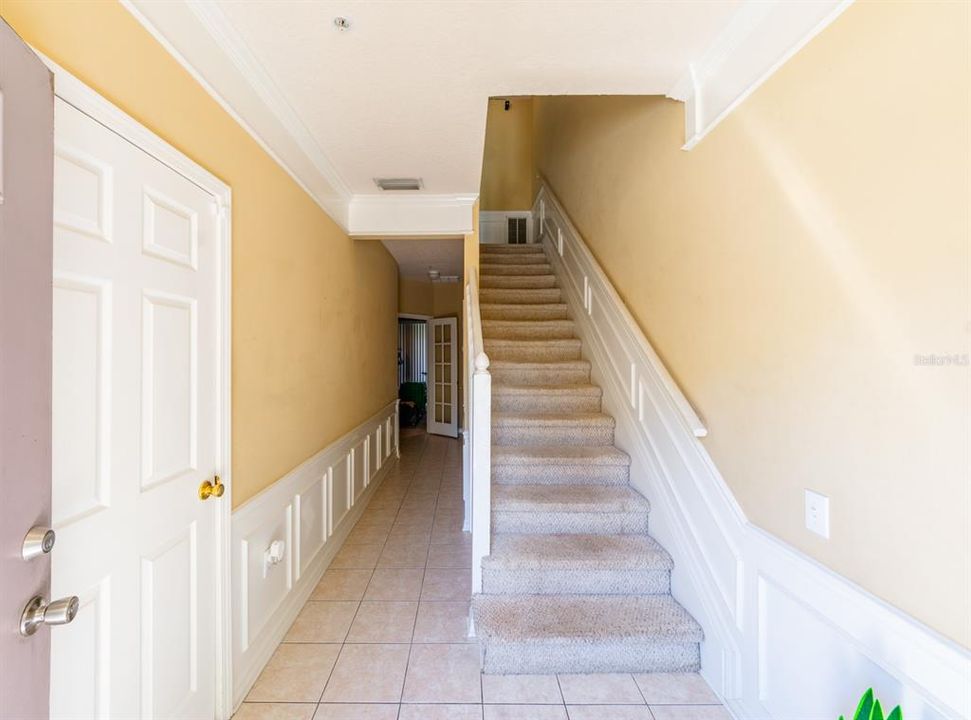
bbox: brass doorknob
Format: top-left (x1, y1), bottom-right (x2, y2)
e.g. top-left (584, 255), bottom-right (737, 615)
top-left (199, 475), bottom-right (225, 500)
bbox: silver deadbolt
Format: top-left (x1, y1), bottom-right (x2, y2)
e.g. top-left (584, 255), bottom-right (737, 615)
top-left (20, 595), bottom-right (79, 636)
top-left (22, 526), bottom-right (55, 560)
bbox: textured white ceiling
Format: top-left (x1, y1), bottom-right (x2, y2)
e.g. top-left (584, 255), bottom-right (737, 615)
top-left (381, 237), bottom-right (464, 279)
top-left (212, 0), bottom-right (741, 195)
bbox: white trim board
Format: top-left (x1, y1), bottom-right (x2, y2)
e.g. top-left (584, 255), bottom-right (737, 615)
top-left (43, 53), bottom-right (236, 720)
top-left (348, 193), bottom-right (478, 237)
top-left (667, 0), bottom-right (854, 150)
top-left (533, 183), bottom-right (971, 720)
top-left (120, 0), bottom-right (478, 238)
top-left (230, 400), bottom-right (400, 711)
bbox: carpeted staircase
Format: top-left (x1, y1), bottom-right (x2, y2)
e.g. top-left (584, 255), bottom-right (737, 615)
top-left (471, 243), bottom-right (704, 674)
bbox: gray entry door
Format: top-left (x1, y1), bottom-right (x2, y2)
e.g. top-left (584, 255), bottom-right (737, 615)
top-left (0, 18), bottom-right (55, 720)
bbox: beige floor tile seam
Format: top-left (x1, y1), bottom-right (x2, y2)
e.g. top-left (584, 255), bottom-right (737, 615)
top-left (310, 432), bottom-right (454, 706)
top-left (312, 433), bottom-right (433, 705)
top-left (394, 438), bottom-right (450, 710)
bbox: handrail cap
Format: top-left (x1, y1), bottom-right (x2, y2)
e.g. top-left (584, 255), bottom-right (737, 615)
top-left (474, 351), bottom-right (490, 372)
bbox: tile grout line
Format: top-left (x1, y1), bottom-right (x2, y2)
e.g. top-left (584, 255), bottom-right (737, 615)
top-left (318, 432), bottom-right (429, 708)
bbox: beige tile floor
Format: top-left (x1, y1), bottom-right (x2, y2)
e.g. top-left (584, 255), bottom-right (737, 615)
top-left (236, 430), bottom-right (731, 720)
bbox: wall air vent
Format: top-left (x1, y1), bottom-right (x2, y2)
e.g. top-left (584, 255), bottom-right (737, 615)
top-left (374, 177), bottom-right (423, 191)
top-left (507, 216), bottom-right (528, 244)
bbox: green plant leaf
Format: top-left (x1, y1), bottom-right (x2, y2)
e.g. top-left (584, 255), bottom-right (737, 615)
top-left (871, 699), bottom-right (885, 720)
top-left (886, 706), bottom-right (903, 720)
top-left (854, 689), bottom-right (875, 720)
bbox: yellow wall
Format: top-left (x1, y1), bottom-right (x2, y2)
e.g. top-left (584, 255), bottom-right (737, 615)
top-left (398, 277), bottom-right (434, 316)
top-left (480, 97), bottom-right (534, 210)
top-left (533, 1), bottom-right (969, 645)
top-left (398, 278), bottom-right (463, 318)
top-left (2, 0), bottom-right (400, 508)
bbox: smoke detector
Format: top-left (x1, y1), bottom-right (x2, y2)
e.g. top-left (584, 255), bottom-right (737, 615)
top-left (375, 177), bottom-right (423, 191)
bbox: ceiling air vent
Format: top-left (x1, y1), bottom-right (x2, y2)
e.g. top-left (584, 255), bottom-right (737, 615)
top-left (374, 177), bottom-right (423, 191)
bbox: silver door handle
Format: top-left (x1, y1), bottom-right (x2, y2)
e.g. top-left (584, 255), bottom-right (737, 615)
top-left (20, 595), bottom-right (79, 636)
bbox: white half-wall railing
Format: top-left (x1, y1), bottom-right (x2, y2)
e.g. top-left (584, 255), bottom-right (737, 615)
top-left (465, 266), bottom-right (492, 594)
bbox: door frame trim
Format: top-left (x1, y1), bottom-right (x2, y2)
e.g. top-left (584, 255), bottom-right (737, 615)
top-left (426, 316), bottom-right (459, 438)
top-left (39, 53), bottom-right (235, 720)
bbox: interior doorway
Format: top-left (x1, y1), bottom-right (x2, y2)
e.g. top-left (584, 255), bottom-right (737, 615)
top-left (398, 314), bottom-right (429, 431)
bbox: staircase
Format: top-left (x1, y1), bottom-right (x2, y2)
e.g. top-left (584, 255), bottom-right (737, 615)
top-left (471, 243), bottom-right (704, 674)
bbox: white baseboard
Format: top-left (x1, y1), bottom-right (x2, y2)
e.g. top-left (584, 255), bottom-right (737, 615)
top-left (533, 183), bottom-right (970, 720)
top-left (230, 400), bottom-right (399, 710)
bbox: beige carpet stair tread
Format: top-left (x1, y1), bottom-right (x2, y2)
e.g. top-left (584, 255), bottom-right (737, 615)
top-left (493, 483), bottom-right (649, 514)
top-left (492, 383), bottom-right (600, 397)
top-left (484, 338), bottom-right (581, 349)
top-left (481, 275), bottom-right (558, 289)
top-left (472, 594), bottom-right (703, 644)
top-left (490, 359), bottom-right (590, 372)
top-left (480, 303), bottom-right (570, 321)
top-left (493, 411), bottom-right (614, 428)
top-left (485, 534), bottom-right (674, 571)
top-left (483, 319), bottom-right (576, 338)
top-left (478, 253), bottom-right (548, 265)
top-left (481, 288), bottom-right (563, 303)
top-left (492, 445), bottom-right (629, 466)
top-left (480, 244), bottom-right (546, 253)
top-left (481, 263), bottom-right (554, 276)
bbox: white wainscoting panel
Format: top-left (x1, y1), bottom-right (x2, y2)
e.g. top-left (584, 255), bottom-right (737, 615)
top-left (230, 400), bottom-right (399, 709)
top-left (533, 183), bottom-right (970, 720)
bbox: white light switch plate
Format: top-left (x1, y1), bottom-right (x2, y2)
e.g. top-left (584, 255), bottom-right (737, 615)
top-left (805, 489), bottom-right (830, 539)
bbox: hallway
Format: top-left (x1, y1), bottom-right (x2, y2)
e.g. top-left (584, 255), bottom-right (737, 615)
top-left (234, 432), bottom-right (727, 720)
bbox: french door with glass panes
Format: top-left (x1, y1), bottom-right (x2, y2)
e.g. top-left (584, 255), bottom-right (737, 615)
top-left (426, 317), bottom-right (458, 437)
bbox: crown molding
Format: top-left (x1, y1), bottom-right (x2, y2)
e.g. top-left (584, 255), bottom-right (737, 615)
top-left (667, 0), bottom-right (854, 150)
top-left (122, 0), bottom-right (479, 237)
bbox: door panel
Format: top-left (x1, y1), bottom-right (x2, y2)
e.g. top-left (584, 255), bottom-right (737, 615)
top-left (427, 317), bottom-right (458, 437)
top-left (0, 20), bottom-right (55, 720)
top-left (51, 97), bottom-right (219, 720)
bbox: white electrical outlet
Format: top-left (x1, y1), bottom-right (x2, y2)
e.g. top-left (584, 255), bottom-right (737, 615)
top-left (263, 540), bottom-right (286, 578)
top-left (805, 489), bottom-right (830, 539)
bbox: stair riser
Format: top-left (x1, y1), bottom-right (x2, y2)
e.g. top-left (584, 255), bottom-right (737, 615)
top-left (484, 343), bottom-right (580, 362)
top-left (492, 424), bottom-right (614, 446)
top-left (479, 641), bottom-right (700, 675)
top-left (480, 275), bottom-right (557, 289)
top-left (478, 254), bottom-right (547, 265)
top-left (489, 367), bottom-right (591, 385)
top-left (480, 305), bottom-right (570, 321)
top-left (481, 288), bottom-right (562, 304)
top-left (482, 322), bottom-right (575, 340)
top-left (492, 510), bottom-right (647, 535)
top-left (481, 264), bottom-right (553, 276)
top-left (492, 393), bottom-right (601, 414)
top-left (481, 244), bottom-right (544, 253)
top-left (492, 463), bottom-right (629, 485)
top-left (482, 568), bottom-right (670, 595)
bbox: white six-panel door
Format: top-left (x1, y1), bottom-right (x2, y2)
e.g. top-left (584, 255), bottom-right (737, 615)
top-left (50, 97), bottom-right (221, 720)
top-left (426, 317), bottom-right (458, 438)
